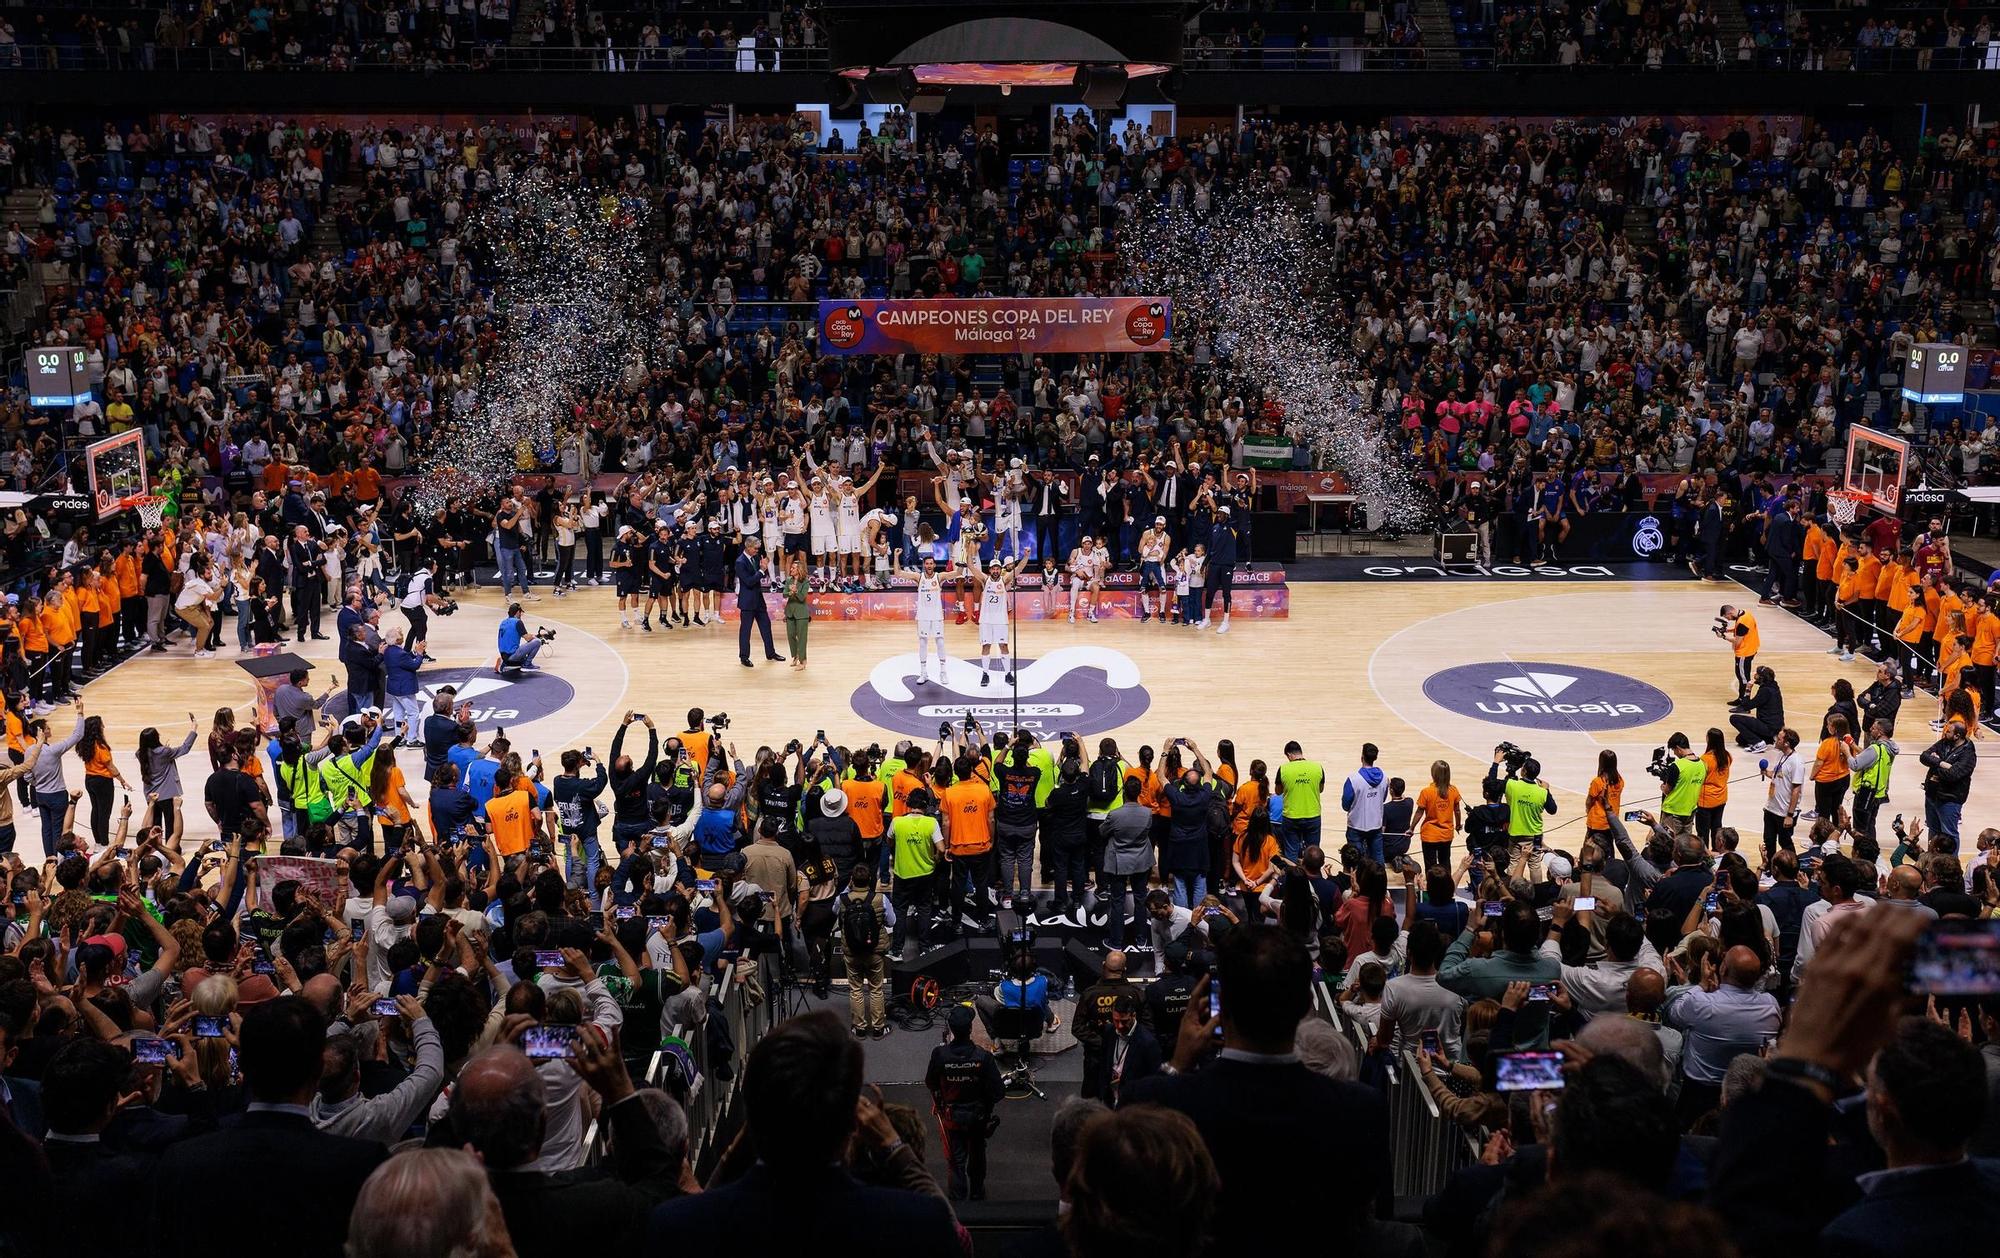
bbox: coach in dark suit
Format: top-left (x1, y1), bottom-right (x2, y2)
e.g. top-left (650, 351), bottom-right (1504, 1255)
top-left (733, 536), bottom-right (784, 668)
top-left (1126, 923), bottom-right (1393, 1222)
top-left (646, 1011), bottom-right (958, 1257)
top-left (1086, 993), bottom-right (1164, 1107)
top-left (153, 1000), bottom-right (386, 1258)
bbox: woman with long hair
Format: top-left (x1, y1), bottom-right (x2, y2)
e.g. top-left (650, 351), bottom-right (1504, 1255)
top-left (207, 707), bottom-right (237, 772)
top-left (783, 551), bottom-right (811, 669)
top-left (1230, 804), bottom-right (1281, 917)
top-left (1415, 759), bottom-right (1463, 871)
top-left (1335, 860), bottom-right (1395, 970)
top-left (1696, 729), bottom-right (1731, 850)
top-left (1810, 714), bottom-right (1854, 821)
top-left (75, 714), bottom-right (131, 846)
top-left (138, 714), bottom-right (200, 851)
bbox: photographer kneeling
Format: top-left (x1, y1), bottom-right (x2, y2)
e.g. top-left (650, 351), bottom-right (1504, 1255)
top-left (494, 602), bottom-right (553, 676)
top-left (1650, 733), bottom-right (1706, 839)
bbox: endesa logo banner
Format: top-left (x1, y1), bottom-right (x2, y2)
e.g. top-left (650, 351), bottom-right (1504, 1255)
top-left (818, 298), bottom-right (1172, 355)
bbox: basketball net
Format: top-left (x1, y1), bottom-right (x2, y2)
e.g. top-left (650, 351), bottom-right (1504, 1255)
top-left (1828, 489), bottom-right (1869, 526)
top-left (128, 495), bottom-right (169, 530)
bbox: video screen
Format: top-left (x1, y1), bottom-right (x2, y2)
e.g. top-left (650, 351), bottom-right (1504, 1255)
top-left (1494, 1051), bottom-right (1566, 1093)
top-left (522, 1024), bottom-right (579, 1060)
top-left (1909, 920), bottom-right (2000, 996)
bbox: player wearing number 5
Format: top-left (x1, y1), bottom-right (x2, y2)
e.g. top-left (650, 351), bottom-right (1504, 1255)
top-left (734, 537), bottom-right (786, 669)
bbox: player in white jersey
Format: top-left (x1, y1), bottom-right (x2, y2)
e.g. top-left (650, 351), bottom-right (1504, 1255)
top-left (806, 478), bottom-right (836, 584)
top-left (994, 458), bottom-right (1027, 559)
top-left (778, 486), bottom-right (807, 579)
top-left (1067, 535), bottom-right (1107, 622)
top-left (835, 464), bottom-right (883, 588)
top-left (970, 557), bottom-right (1026, 687)
top-left (1137, 520), bottom-right (1171, 621)
top-left (894, 554), bottom-right (957, 685)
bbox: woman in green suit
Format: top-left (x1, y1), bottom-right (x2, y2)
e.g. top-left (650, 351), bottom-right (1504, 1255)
top-left (783, 552), bottom-right (812, 669)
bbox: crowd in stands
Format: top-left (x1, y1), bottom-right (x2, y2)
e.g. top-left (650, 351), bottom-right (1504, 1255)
top-left (1, 672), bottom-right (1998, 1256)
top-left (2, 107), bottom-right (1995, 533)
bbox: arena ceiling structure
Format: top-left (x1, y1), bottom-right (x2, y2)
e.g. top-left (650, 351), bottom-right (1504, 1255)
top-left (821, 1), bottom-right (1186, 111)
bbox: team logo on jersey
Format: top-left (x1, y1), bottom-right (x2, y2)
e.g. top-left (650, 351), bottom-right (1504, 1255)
top-left (849, 645), bottom-right (1152, 740)
top-left (320, 665), bottom-right (578, 727)
top-left (1421, 661), bottom-right (1672, 732)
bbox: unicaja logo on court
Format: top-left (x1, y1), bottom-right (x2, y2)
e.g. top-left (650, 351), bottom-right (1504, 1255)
top-left (849, 646), bottom-right (1152, 740)
top-left (1422, 662), bottom-right (1673, 732)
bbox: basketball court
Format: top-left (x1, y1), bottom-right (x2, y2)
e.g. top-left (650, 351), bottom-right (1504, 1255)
top-left (80, 566), bottom-right (1988, 861)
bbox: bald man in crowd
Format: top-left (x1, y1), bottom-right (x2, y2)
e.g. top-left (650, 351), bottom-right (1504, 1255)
top-left (1660, 945), bottom-right (1780, 1126)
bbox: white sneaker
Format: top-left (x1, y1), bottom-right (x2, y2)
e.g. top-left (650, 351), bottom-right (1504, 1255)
top-left (194, 650), bottom-right (212, 659)
top-left (1199, 617), bottom-right (1211, 629)
top-left (1216, 619), bottom-right (1230, 634)
top-left (1840, 650), bottom-right (1854, 662)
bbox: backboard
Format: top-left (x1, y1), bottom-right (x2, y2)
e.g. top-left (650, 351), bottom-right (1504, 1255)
top-left (1842, 427), bottom-right (1909, 516)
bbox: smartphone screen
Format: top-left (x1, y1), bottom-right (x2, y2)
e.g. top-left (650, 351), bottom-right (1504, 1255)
top-left (1909, 919), bottom-right (2000, 996)
top-left (133, 1037), bottom-right (177, 1064)
top-left (1704, 891), bottom-right (1721, 913)
top-left (192, 1015), bottom-right (228, 1039)
top-left (1493, 1050), bottom-right (1566, 1092)
top-left (371, 998), bottom-right (399, 1017)
top-left (695, 878), bottom-right (717, 893)
top-left (1482, 901), bottom-right (1504, 918)
top-left (1527, 983), bottom-right (1556, 1002)
top-left (522, 1024), bottom-right (580, 1060)
top-left (613, 905), bottom-right (638, 920)
top-left (1621, 810), bottom-right (1643, 822)
top-left (646, 915), bottom-right (672, 933)
top-left (350, 922), bottom-right (364, 943)
top-left (533, 949), bottom-right (565, 969)
top-left (1572, 896), bottom-right (1598, 912)
top-left (1420, 1029), bottom-right (1442, 1057)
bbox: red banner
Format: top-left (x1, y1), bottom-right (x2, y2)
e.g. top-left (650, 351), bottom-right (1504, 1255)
top-left (818, 298), bottom-right (1172, 355)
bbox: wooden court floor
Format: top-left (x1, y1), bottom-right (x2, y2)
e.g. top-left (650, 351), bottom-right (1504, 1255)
top-left (73, 580), bottom-right (1987, 862)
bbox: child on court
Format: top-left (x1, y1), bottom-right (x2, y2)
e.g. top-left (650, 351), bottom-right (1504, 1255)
top-left (1170, 549), bottom-right (1194, 625)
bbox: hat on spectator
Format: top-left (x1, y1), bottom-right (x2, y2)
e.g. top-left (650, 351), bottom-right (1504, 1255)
top-left (385, 895), bottom-right (420, 924)
top-left (1546, 854), bottom-right (1574, 881)
top-left (819, 788), bottom-right (848, 818)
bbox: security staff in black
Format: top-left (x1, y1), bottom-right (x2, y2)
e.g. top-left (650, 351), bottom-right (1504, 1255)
top-left (1072, 948), bottom-right (1140, 1100)
top-left (925, 1005), bottom-right (1004, 1201)
top-left (1145, 939), bottom-right (1199, 1034)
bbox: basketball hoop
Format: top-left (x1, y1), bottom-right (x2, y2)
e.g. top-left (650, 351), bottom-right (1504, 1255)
top-left (127, 495), bottom-right (169, 530)
top-left (1828, 489), bottom-right (1870, 526)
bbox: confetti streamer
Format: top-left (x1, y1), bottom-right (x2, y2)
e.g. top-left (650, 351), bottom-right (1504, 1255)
top-left (1122, 190), bottom-right (1432, 532)
top-left (412, 171), bottom-right (654, 511)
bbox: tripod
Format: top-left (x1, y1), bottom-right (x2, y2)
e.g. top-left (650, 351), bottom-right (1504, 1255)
top-left (756, 919), bottom-right (816, 1020)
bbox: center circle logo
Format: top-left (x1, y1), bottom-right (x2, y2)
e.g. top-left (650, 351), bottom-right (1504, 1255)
top-left (1421, 661), bottom-right (1672, 732)
top-left (849, 646), bottom-right (1151, 740)
top-left (325, 665), bottom-right (576, 725)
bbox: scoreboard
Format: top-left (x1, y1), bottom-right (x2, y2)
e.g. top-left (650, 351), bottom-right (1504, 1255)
top-left (1902, 342), bottom-right (1966, 405)
top-left (28, 345), bottom-right (92, 408)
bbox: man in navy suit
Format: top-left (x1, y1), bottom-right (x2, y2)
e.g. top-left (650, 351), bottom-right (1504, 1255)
top-left (733, 536), bottom-right (785, 668)
top-left (1087, 992), bottom-right (1164, 1107)
top-left (1125, 923), bottom-right (1393, 1222)
top-left (646, 1011), bottom-right (958, 1256)
top-left (153, 999), bottom-right (386, 1258)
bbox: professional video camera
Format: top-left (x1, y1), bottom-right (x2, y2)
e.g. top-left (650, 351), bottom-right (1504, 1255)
top-left (1496, 741), bottom-right (1532, 776)
top-left (1711, 613), bottom-right (1732, 639)
top-left (1645, 745), bottom-right (1679, 785)
top-left (432, 598), bottom-right (460, 617)
top-left (534, 626), bottom-right (557, 642)
top-left (707, 712), bottom-right (731, 731)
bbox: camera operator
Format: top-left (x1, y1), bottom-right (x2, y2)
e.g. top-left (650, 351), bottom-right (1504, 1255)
top-left (397, 555), bottom-right (446, 648)
top-left (494, 602), bottom-right (551, 675)
top-left (1484, 748), bottom-right (1557, 881)
top-left (1716, 604), bottom-right (1760, 706)
top-left (1651, 733), bottom-right (1705, 839)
